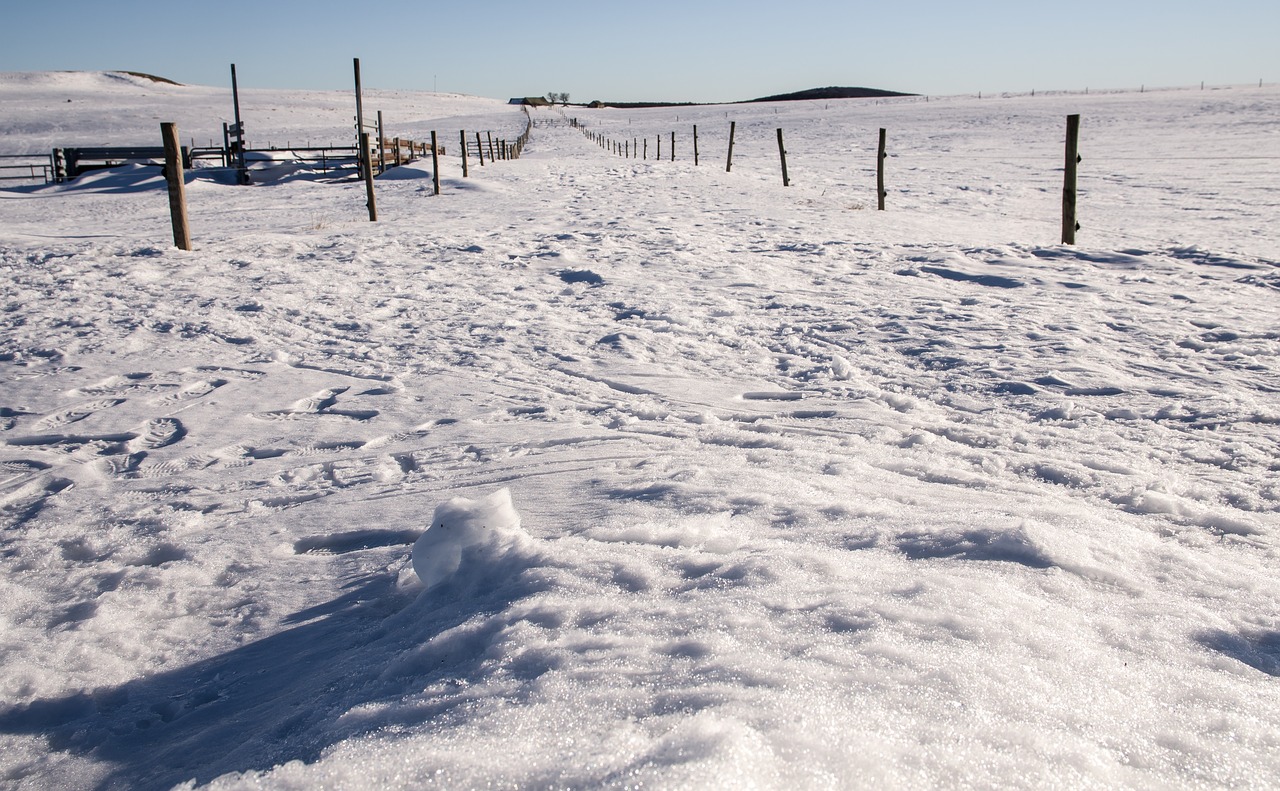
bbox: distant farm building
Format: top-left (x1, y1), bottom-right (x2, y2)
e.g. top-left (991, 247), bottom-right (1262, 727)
top-left (509, 97), bottom-right (551, 106)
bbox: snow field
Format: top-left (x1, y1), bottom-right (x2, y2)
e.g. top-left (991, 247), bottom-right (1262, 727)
top-left (0, 73), bottom-right (1278, 789)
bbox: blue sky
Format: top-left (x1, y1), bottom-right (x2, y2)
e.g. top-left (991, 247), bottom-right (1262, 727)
top-left (2, 0), bottom-right (1275, 101)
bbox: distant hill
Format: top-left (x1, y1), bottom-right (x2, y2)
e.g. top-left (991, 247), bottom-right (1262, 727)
top-left (750, 86), bottom-right (914, 102)
top-left (582, 85), bottom-right (914, 109)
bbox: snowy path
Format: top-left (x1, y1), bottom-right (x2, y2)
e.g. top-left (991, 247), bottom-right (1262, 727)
top-left (1, 76), bottom-right (1279, 789)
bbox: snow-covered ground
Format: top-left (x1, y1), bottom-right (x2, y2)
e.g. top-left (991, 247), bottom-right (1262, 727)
top-left (1, 71), bottom-right (1278, 790)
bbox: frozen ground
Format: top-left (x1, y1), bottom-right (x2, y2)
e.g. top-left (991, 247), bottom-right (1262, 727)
top-left (0, 72), bottom-right (1278, 790)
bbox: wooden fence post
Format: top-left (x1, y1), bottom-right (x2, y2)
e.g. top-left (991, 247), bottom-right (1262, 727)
top-left (670, 131), bottom-right (675, 161)
top-left (353, 58), bottom-right (367, 180)
top-left (657, 135), bottom-right (662, 160)
top-left (1062, 114), bottom-right (1080, 244)
top-left (361, 132), bottom-right (377, 221)
top-left (377, 110), bottom-right (386, 174)
top-left (229, 64), bottom-right (249, 184)
top-left (460, 130), bottom-right (469, 177)
top-left (644, 138), bottom-right (648, 160)
top-left (488, 131), bottom-right (496, 162)
top-left (726, 121), bottom-right (736, 172)
top-left (877, 128), bottom-right (887, 210)
top-left (431, 131), bottom-right (440, 195)
top-left (160, 122), bottom-right (191, 250)
top-left (475, 132), bottom-right (485, 166)
top-left (693, 125), bottom-right (699, 165)
top-left (776, 128), bottom-right (790, 186)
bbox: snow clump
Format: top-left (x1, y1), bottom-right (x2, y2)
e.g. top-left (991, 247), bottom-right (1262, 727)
top-left (411, 488), bottom-right (535, 590)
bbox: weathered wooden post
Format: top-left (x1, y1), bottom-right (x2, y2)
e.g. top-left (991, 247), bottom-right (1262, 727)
top-left (460, 130), bottom-right (469, 177)
top-left (487, 132), bottom-right (496, 162)
top-left (657, 134), bottom-right (662, 160)
top-left (161, 122), bottom-right (191, 250)
top-left (670, 131), bottom-right (675, 161)
top-left (726, 121), bottom-right (736, 172)
top-left (877, 128), bottom-right (887, 210)
top-left (229, 64), bottom-right (249, 184)
top-left (353, 58), bottom-right (367, 180)
top-left (377, 110), bottom-right (386, 174)
top-left (644, 138), bottom-right (648, 160)
top-left (777, 128), bottom-right (790, 186)
top-left (475, 132), bottom-right (485, 166)
top-left (361, 132), bottom-right (377, 221)
top-left (431, 130), bottom-right (440, 195)
top-left (1062, 114), bottom-right (1081, 244)
top-left (693, 125), bottom-right (699, 165)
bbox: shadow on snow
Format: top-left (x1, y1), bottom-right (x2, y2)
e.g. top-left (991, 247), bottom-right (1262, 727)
top-left (0, 547), bottom-right (550, 791)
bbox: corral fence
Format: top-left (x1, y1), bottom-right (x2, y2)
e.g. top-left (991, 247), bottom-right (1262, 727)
top-left (0, 154), bottom-right (55, 183)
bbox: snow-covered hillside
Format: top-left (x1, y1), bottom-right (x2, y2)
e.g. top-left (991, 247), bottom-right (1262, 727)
top-left (1, 73), bottom-right (1278, 790)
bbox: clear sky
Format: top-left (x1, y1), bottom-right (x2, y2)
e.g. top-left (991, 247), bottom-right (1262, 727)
top-left (2, 0), bottom-right (1275, 101)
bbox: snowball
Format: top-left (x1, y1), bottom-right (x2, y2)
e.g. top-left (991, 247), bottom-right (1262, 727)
top-left (411, 488), bottom-right (533, 590)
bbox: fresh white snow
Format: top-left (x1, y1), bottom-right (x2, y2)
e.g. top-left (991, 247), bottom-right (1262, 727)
top-left (0, 71), bottom-right (1278, 790)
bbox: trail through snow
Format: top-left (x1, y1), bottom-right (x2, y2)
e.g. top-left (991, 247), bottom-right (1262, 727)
top-left (0, 73), bottom-right (1278, 790)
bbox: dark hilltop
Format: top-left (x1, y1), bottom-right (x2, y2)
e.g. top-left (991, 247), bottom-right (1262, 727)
top-left (583, 86), bottom-right (915, 109)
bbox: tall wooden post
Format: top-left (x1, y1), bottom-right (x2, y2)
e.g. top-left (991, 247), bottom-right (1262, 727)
top-left (353, 58), bottom-right (367, 179)
top-left (460, 130), bottom-right (469, 177)
top-left (431, 130), bottom-right (440, 195)
top-left (877, 128), bottom-right (887, 210)
top-left (1062, 114), bottom-right (1081, 244)
top-left (487, 131), bottom-right (496, 162)
top-left (644, 138), bottom-right (648, 160)
top-left (476, 131), bottom-right (485, 166)
top-left (777, 128), bottom-right (790, 186)
top-left (693, 125), bottom-right (699, 165)
top-left (670, 131), bottom-right (675, 161)
top-left (657, 134), bottom-right (662, 160)
top-left (361, 132), bottom-right (377, 221)
top-left (161, 123), bottom-right (191, 250)
top-left (726, 121), bottom-right (736, 172)
top-left (230, 64), bottom-right (249, 184)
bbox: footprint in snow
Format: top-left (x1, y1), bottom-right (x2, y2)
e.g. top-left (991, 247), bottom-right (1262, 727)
top-left (127, 418), bottom-right (185, 451)
top-left (34, 398), bottom-right (125, 430)
top-left (254, 387), bottom-right (378, 421)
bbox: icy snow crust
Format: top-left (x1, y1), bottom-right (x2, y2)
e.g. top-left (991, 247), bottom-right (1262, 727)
top-left (0, 72), bottom-right (1278, 789)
